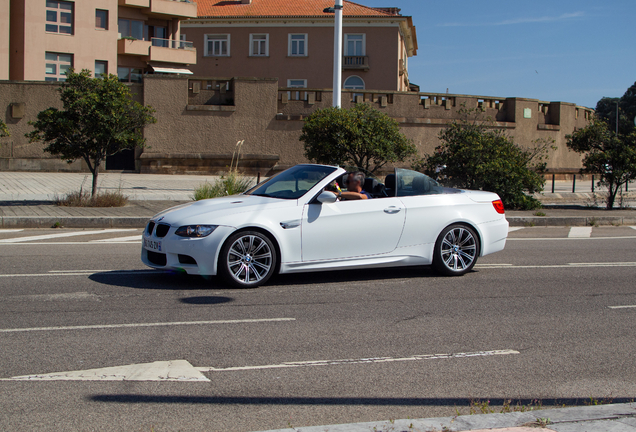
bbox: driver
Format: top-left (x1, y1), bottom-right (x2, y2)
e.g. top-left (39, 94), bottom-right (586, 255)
top-left (335, 171), bottom-right (372, 200)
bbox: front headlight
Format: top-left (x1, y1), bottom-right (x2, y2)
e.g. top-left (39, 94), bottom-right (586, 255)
top-left (175, 225), bottom-right (218, 238)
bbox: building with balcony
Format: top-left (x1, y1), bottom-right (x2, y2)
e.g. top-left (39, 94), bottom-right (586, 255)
top-left (183, 0), bottom-right (417, 92)
top-left (5, 0), bottom-right (197, 83)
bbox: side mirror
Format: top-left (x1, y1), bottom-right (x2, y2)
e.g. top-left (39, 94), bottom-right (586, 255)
top-left (316, 191), bottom-right (337, 204)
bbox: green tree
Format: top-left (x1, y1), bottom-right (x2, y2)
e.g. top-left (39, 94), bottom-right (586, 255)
top-left (300, 104), bottom-right (417, 173)
top-left (26, 69), bottom-right (156, 196)
top-left (414, 108), bottom-right (551, 210)
top-left (566, 117), bottom-right (636, 209)
top-left (0, 118), bottom-right (9, 138)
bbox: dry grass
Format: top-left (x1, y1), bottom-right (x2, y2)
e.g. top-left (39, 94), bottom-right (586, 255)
top-left (56, 190), bottom-right (128, 207)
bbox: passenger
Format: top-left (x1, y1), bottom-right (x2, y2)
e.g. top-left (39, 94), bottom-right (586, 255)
top-left (339, 171), bottom-right (372, 200)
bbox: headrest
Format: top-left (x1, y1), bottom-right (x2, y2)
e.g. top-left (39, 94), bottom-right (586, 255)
top-left (363, 177), bottom-right (378, 193)
top-left (385, 174), bottom-right (396, 189)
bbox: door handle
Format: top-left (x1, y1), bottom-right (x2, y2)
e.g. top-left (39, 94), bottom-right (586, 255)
top-left (384, 207), bottom-right (401, 214)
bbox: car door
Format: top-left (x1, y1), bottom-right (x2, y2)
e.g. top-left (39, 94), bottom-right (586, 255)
top-left (301, 197), bottom-right (406, 261)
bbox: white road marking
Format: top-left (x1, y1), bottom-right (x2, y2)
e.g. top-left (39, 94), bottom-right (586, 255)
top-left (0, 229), bottom-right (137, 243)
top-left (197, 349), bottom-right (520, 372)
top-left (0, 229), bottom-right (24, 233)
top-left (608, 305), bottom-right (636, 309)
top-left (91, 235), bottom-right (142, 243)
top-left (631, 226), bottom-right (636, 230)
top-left (5, 292), bottom-right (99, 302)
top-left (0, 241), bottom-right (143, 245)
top-left (476, 262), bottom-right (636, 269)
top-left (2, 360), bottom-right (209, 382)
top-left (507, 236), bottom-right (636, 241)
top-left (508, 227), bottom-right (524, 232)
top-left (0, 318), bottom-right (295, 333)
top-left (568, 227), bottom-right (593, 238)
top-left (0, 270), bottom-right (164, 278)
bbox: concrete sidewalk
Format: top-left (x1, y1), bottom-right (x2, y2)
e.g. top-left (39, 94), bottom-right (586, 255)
top-left (1, 172), bottom-right (635, 228)
top-left (256, 402), bottom-right (636, 432)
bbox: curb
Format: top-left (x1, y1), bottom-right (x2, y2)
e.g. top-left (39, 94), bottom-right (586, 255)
top-left (1, 216), bottom-right (149, 229)
top-left (255, 403), bottom-right (636, 432)
top-left (507, 216), bottom-right (636, 227)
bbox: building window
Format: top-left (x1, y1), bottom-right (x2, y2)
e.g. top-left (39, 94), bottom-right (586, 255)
top-left (46, 1), bottom-right (73, 35)
top-left (344, 76), bottom-right (365, 90)
top-left (250, 34), bottom-right (269, 56)
top-left (288, 34), bottom-right (307, 56)
top-left (287, 79), bottom-right (307, 101)
top-left (205, 34), bottom-right (230, 57)
top-left (118, 19), bottom-right (144, 40)
top-left (95, 61), bottom-right (108, 77)
top-left (45, 52), bottom-right (73, 81)
top-left (95, 9), bottom-right (108, 30)
top-left (117, 67), bottom-right (143, 83)
top-left (345, 34), bottom-right (365, 56)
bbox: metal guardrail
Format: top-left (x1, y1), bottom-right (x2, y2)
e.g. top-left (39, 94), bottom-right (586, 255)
top-left (151, 37), bottom-right (194, 50)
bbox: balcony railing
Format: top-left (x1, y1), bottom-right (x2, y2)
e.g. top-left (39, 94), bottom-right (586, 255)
top-left (343, 56), bottom-right (369, 71)
top-left (150, 0), bottom-right (197, 18)
top-left (151, 37), bottom-right (194, 50)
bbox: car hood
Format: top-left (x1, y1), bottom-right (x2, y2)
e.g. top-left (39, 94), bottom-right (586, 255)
top-left (151, 195), bottom-right (298, 226)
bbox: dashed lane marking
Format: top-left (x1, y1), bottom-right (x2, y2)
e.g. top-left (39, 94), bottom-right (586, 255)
top-left (0, 270), bottom-right (164, 278)
top-left (476, 262), bottom-right (636, 269)
top-left (568, 227), bottom-right (593, 238)
top-left (0, 229), bottom-right (24, 233)
top-left (196, 349), bottom-right (520, 372)
top-left (608, 305), bottom-right (636, 309)
top-left (0, 318), bottom-right (296, 333)
top-left (90, 235), bottom-right (142, 243)
top-left (0, 229), bottom-right (137, 243)
top-left (507, 235), bottom-right (636, 241)
top-left (508, 227), bottom-right (524, 232)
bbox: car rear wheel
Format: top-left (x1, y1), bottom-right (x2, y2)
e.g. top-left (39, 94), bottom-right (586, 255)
top-left (433, 224), bottom-right (479, 276)
top-left (219, 231), bottom-right (277, 288)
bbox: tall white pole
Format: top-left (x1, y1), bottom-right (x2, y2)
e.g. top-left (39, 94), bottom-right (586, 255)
top-left (332, 0), bottom-right (343, 108)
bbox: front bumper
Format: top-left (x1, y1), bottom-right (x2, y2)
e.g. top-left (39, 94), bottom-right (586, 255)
top-left (140, 222), bottom-right (236, 275)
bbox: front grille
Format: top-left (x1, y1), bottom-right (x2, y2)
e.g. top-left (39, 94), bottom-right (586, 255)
top-left (147, 251), bottom-right (167, 266)
top-left (178, 254), bottom-right (197, 265)
top-left (146, 221), bottom-right (155, 235)
top-left (155, 224), bottom-right (170, 238)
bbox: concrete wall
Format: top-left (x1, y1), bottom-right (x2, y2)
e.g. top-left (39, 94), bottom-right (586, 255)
top-left (10, 0), bottom-right (119, 80)
top-left (183, 24), bottom-right (403, 91)
top-left (0, 75), bottom-right (592, 174)
top-left (0, 0), bottom-right (9, 80)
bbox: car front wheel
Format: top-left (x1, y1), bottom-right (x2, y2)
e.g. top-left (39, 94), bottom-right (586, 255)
top-left (433, 224), bottom-right (479, 276)
top-left (219, 231), bottom-right (277, 288)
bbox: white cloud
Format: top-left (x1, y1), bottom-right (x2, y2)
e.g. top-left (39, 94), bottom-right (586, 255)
top-left (438, 11), bottom-right (585, 27)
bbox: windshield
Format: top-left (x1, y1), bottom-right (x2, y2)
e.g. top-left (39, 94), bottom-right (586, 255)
top-left (245, 165), bottom-right (337, 199)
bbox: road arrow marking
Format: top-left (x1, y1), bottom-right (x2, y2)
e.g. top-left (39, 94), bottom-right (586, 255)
top-left (196, 349), bottom-right (520, 372)
top-left (3, 360), bottom-right (209, 382)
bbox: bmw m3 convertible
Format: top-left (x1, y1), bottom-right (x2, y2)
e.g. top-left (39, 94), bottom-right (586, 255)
top-left (142, 164), bottom-right (508, 288)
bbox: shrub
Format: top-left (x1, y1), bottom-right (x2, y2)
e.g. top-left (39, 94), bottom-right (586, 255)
top-left (414, 107), bottom-right (552, 210)
top-left (56, 190), bottom-right (128, 207)
top-left (193, 172), bottom-right (254, 200)
top-left (300, 104), bottom-right (417, 173)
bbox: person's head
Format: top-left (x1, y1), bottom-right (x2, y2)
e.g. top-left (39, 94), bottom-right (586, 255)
top-left (346, 171), bottom-right (365, 192)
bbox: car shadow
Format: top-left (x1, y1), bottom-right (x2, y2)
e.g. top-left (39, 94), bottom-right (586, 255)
top-left (88, 394), bottom-right (635, 407)
top-left (88, 266), bottom-right (468, 291)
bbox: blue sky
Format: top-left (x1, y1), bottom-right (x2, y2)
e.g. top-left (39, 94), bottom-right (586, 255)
top-left (357, 0), bottom-right (635, 108)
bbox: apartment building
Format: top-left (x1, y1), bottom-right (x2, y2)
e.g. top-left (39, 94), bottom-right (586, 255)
top-left (183, 0), bottom-right (418, 92)
top-left (5, 0), bottom-right (197, 83)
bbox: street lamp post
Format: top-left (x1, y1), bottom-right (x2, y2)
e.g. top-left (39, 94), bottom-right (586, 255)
top-left (324, 0), bottom-right (343, 108)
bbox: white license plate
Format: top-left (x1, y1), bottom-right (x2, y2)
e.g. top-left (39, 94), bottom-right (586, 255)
top-left (144, 238), bottom-right (162, 252)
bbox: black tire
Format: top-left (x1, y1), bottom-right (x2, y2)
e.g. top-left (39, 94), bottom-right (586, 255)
top-left (433, 224), bottom-right (480, 276)
top-left (218, 230), bottom-right (277, 288)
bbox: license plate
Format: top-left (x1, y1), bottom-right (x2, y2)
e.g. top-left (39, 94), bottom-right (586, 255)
top-left (144, 238), bottom-right (162, 252)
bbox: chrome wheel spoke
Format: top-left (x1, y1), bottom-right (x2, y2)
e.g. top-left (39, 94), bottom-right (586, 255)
top-left (228, 235), bottom-right (273, 284)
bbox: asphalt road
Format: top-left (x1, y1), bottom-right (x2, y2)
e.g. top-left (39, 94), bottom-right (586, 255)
top-left (0, 226), bottom-right (635, 432)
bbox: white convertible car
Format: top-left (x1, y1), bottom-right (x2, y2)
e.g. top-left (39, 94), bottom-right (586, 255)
top-left (142, 164), bottom-right (508, 288)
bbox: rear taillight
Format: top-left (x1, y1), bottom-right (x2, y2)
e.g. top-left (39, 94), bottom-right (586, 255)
top-left (492, 199), bottom-right (505, 214)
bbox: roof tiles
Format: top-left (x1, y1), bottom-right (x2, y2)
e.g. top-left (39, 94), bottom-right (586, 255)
top-left (196, 0), bottom-right (398, 18)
